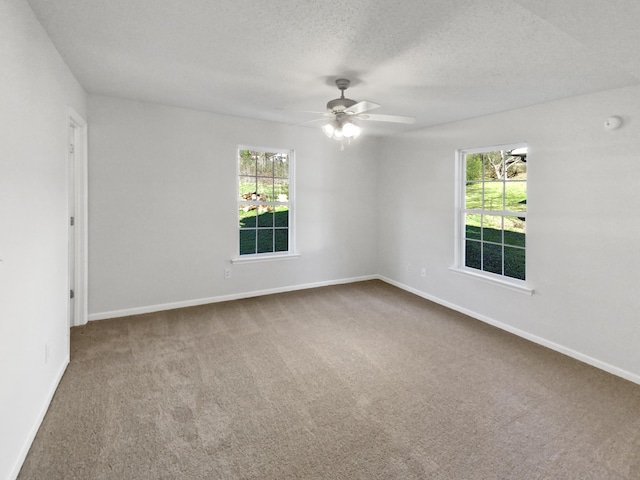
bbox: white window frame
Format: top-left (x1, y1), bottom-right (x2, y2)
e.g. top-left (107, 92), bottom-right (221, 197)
top-left (232, 145), bottom-right (299, 264)
top-left (450, 143), bottom-right (533, 295)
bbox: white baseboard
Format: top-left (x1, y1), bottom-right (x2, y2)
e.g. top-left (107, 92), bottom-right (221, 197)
top-left (88, 275), bottom-right (379, 321)
top-left (8, 356), bottom-right (69, 480)
top-left (378, 275), bottom-right (640, 386)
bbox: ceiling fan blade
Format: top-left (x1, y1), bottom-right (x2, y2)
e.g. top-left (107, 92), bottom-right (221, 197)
top-left (288, 117), bottom-right (328, 127)
top-left (295, 110), bottom-right (331, 115)
top-left (358, 113), bottom-right (416, 124)
top-left (345, 101), bottom-right (380, 115)
top-left (277, 108), bottom-right (330, 116)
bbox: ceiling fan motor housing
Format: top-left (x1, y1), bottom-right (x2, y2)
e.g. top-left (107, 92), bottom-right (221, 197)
top-left (327, 97), bottom-right (357, 112)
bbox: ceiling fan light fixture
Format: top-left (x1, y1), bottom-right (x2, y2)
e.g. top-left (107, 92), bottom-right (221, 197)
top-left (342, 120), bottom-right (361, 138)
top-left (301, 77), bottom-right (414, 148)
top-left (321, 122), bottom-right (336, 138)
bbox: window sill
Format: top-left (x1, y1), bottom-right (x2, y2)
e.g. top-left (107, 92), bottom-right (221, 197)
top-left (449, 266), bottom-right (534, 295)
top-left (231, 253), bottom-right (301, 265)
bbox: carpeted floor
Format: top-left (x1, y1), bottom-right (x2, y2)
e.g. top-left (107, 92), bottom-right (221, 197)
top-left (18, 280), bottom-right (640, 479)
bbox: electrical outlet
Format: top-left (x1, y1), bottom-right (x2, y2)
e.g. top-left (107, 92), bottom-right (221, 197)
top-left (224, 268), bottom-right (232, 279)
top-left (421, 267), bottom-right (426, 277)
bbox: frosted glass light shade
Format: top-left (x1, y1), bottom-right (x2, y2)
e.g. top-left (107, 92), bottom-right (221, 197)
top-left (322, 122), bottom-right (335, 138)
top-left (322, 118), bottom-right (361, 142)
top-left (342, 120), bottom-right (361, 138)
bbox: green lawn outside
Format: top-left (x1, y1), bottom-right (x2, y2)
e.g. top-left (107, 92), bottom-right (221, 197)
top-left (465, 179), bottom-right (526, 212)
top-left (464, 178), bottom-right (526, 280)
top-left (465, 179), bottom-right (526, 237)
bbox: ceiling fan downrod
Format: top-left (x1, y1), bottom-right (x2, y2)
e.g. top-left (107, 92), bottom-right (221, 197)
top-left (335, 78), bottom-right (350, 97)
top-left (327, 78), bottom-right (357, 112)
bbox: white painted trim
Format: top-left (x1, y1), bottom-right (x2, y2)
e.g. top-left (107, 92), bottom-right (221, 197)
top-left (88, 274), bottom-right (378, 321)
top-left (231, 253), bottom-right (300, 264)
top-left (377, 275), bottom-right (640, 386)
top-left (8, 357), bottom-right (69, 480)
top-left (459, 141), bottom-right (528, 156)
top-left (68, 107), bottom-right (88, 326)
top-left (449, 266), bottom-right (533, 295)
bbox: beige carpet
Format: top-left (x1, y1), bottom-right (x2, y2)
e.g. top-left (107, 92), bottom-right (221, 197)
top-left (18, 280), bottom-right (640, 479)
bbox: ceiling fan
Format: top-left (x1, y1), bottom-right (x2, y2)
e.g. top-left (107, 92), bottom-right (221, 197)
top-left (299, 78), bottom-right (415, 148)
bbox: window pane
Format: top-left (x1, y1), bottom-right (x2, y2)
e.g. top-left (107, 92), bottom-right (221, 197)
top-left (508, 156), bottom-right (526, 179)
top-left (257, 229), bottom-right (274, 253)
top-left (257, 153), bottom-right (273, 176)
top-left (465, 153), bottom-right (483, 181)
top-left (239, 176), bottom-right (257, 200)
top-left (273, 154), bottom-right (289, 178)
top-left (239, 229), bottom-right (256, 255)
top-left (257, 209), bottom-right (274, 227)
top-left (274, 207), bottom-right (289, 228)
top-left (504, 246), bottom-right (525, 280)
top-left (239, 147), bottom-right (293, 256)
top-left (505, 181), bottom-right (526, 212)
top-left (274, 178), bottom-right (289, 202)
top-left (275, 228), bottom-right (288, 252)
top-left (465, 182), bottom-right (482, 209)
top-left (239, 151), bottom-right (256, 176)
top-left (465, 240), bottom-right (481, 269)
top-left (459, 146), bottom-right (526, 281)
top-left (482, 215), bottom-right (502, 243)
top-left (465, 214), bottom-right (481, 240)
top-left (483, 243), bottom-right (502, 274)
top-left (239, 206), bottom-right (257, 228)
top-left (504, 216), bottom-right (525, 247)
top-left (483, 182), bottom-right (504, 210)
top-left (257, 177), bottom-right (273, 201)
top-left (483, 151), bottom-right (502, 180)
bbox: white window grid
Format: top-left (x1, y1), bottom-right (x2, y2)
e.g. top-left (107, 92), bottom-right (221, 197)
top-left (237, 146), bottom-right (295, 257)
top-left (456, 143), bottom-right (527, 282)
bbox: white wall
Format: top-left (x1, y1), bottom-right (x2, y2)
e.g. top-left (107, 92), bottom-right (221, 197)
top-left (89, 89), bottom-right (640, 383)
top-left (0, 0), bottom-right (87, 478)
top-left (378, 85), bottom-right (640, 382)
top-left (1, 7), bottom-right (638, 476)
top-left (3, 2), bottom-right (638, 478)
top-left (87, 95), bottom-right (379, 317)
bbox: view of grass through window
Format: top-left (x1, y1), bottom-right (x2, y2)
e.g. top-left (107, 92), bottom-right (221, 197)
top-left (463, 147), bottom-right (527, 280)
top-left (238, 149), bottom-right (290, 255)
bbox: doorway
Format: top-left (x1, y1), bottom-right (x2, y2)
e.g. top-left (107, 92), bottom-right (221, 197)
top-left (68, 108), bottom-right (88, 327)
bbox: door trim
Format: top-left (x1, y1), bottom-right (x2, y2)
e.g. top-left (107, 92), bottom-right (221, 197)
top-left (68, 107), bottom-right (88, 326)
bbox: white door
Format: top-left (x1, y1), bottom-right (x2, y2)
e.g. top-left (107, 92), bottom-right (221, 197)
top-left (68, 123), bottom-right (76, 327)
top-left (67, 108), bottom-right (88, 327)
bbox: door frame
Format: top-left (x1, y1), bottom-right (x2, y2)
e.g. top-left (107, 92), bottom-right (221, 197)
top-left (68, 107), bottom-right (88, 326)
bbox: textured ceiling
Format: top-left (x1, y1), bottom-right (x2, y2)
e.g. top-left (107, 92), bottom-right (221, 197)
top-left (27, 0), bottom-right (640, 136)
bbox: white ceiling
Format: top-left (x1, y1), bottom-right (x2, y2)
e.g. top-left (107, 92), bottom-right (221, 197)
top-left (27, 0), bottom-right (640, 136)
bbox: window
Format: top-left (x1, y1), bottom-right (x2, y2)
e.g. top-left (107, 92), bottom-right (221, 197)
top-left (238, 147), bottom-right (293, 257)
top-left (457, 144), bottom-right (527, 284)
